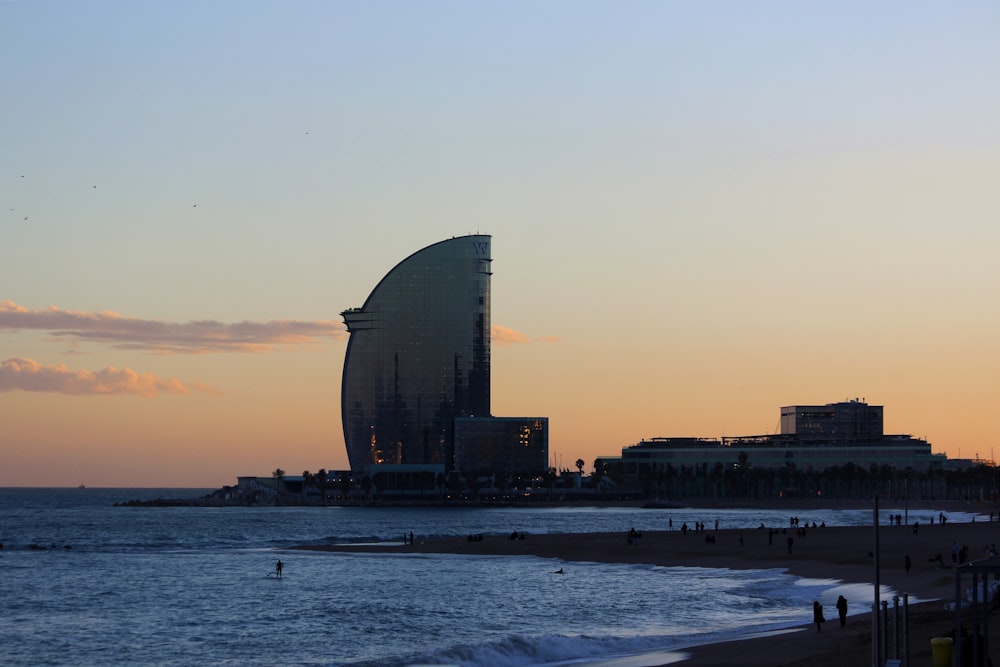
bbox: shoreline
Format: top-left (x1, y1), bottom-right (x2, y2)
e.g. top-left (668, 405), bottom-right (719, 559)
top-left (296, 505), bottom-right (1000, 666)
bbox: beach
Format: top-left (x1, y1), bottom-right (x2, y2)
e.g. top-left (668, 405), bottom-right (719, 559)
top-left (299, 503), bottom-right (1000, 666)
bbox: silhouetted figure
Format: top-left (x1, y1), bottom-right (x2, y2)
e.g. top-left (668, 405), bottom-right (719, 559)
top-left (275, 560), bottom-right (283, 579)
top-left (813, 601), bottom-right (825, 632)
top-left (836, 595), bottom-right (848, 627)
top-left (787, 536), bottom-right (794, 555)
top-left (905, 554), bottom-right (912, 575)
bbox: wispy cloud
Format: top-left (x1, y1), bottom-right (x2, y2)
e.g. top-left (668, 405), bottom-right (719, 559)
top-left (0, 357), bottom-right (218, 397)
top-left (492, 324), bottom-right (559, 346)
top-left (0, 301), bottom-right (346, 354)
top-left (0, 301), bottom-right (551, 353)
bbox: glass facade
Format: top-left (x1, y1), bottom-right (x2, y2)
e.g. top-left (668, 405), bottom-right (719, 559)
top-left (341, 235), bottom-right (492, 471)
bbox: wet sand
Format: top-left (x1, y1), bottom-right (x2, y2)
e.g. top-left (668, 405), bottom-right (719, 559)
top-left (296, 503), bottom-right (1000, 665)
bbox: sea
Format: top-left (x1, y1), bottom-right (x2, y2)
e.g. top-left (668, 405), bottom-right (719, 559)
top-left (0, 489), bottom-right (977, 667)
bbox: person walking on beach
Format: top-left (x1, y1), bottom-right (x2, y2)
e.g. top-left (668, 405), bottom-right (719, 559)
top-left (905, 554), bottom-right (912, 575)
top-left (813, 601), bottom-right (825, 632)
top-left (836, 595), bottom-right (847, 628)
top-left (275, 559), bottom-right (283, 579)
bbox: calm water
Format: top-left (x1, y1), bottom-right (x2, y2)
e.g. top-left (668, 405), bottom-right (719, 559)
top-left (0, 489), bottom-right (973, 667)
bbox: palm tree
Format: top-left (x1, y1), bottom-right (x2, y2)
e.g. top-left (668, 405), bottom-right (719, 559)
top-left (302, 470), bottom-right (314, 502)
top-left (338, 472), bottom-right (353, 500)
top-left (271, 468), bottom-right (285, 503)
top-left (314, 469), bottom-right (330, 504)
top-left (737, 452), bottom-right (750, 498)
top-left (592, 459), bottom-right (607, 486)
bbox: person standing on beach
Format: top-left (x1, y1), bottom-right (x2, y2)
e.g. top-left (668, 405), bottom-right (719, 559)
top-left (813, 601), bottom-right (825, 632)
top-left (836, 595), bottom-right (847, 627)
top-left (905, 554), bottom-right (912, 575)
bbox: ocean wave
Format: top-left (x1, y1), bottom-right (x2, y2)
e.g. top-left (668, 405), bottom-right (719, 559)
top-left (386, 627), bottom-right (786, 667)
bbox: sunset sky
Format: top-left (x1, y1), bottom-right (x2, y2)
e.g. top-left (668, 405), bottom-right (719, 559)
top-left (2, 2), bottom-right (998, 487)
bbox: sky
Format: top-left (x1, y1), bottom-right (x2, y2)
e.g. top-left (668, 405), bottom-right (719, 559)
top-left (2, 1), bottom-right (998, 487)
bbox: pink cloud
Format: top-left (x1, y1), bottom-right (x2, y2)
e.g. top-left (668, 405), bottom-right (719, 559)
top-left (0, 301), bottom-right (346, 354)
top-left (492, 324), bottom-right (560, 346)
top-left (0, 302), bottom-right (552, 353)
top-left (0, 357), bottom-right (217, 397)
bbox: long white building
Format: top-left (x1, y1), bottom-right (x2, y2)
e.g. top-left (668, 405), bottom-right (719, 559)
top-left (598, 399), bottom-right (944, 474)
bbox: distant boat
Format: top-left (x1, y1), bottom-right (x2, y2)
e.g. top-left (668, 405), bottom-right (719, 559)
top-left (78, 483), bottom-right (86, 489)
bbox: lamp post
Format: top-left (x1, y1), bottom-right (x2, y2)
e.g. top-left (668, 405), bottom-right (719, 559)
top-left (873, 493), bottom-right (882, 667)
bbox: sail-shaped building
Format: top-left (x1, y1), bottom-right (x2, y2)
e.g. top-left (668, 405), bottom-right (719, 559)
top-left (341, 235), bottom-right (546, 475)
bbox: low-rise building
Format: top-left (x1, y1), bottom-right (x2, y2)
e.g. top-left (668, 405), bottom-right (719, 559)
top-left (598, 400), bottom-right (945, 477)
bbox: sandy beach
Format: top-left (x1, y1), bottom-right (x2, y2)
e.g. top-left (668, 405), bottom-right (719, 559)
top-left (297, 502), bottom-right (1000, 666)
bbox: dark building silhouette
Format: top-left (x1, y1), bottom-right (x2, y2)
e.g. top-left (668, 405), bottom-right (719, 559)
top-left (454, 417), bottom-right (548, 474)
top-left (341, 235), bottom-right (547, 475)
top-left (598, 399), bottom-right (941, 476)
top-left (780, 400), bottom-right (883, 441)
